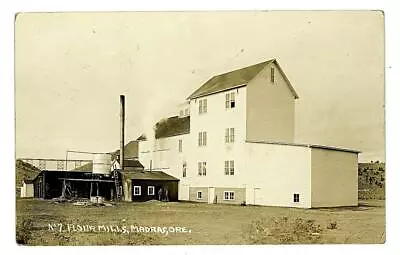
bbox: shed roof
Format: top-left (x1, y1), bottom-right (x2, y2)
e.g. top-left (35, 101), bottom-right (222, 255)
top-left (32, 170), bottom-right (93, 182)
top-left (187, 59), bottom-right (298, 100)
top-left (121, 170), bottom-right (179, 181)
top-left (246, 140), bottom-right (361, 154)
top-left (155, 116), bottom-right (190, 139)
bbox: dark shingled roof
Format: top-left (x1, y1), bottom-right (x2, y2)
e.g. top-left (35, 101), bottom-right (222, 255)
top-left (121, 170), bottom-right (179, 181)
top-left (187, 58), bottom-right (298, 100)
top-left (155, 116), bottom-right (190, 139)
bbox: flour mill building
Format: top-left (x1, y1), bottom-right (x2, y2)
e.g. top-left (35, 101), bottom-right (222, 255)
top-left (138, 58), bottom-right (360, 208)
top-left (20, 58), bottom-right (359, 208)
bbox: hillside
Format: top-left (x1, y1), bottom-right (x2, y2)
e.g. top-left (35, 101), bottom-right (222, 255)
top-left (358, 162), bottom-right (385, 200)
top-left (15, 159), bottom-right (41, 195)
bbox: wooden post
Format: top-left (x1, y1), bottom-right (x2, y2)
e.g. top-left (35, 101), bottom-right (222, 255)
top-left (89, 182), bottom-right (93, 198)
top-left (62, 179), bottom-right (66, 198)
top-left (42, 172), bottom-right (46, 199)
top-left (96, 182), bottom-right (99, 196)
top-left (120, 95), bottom-right (125, 171)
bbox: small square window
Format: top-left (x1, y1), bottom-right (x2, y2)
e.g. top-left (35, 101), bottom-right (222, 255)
top-left (293, 193), bottom-right (300, 202)
top-left (148, 186), bottom-right (155, 196)
top-left (197, 191), bottom-right (202, 199)
top-left (224, 191), bottom-right (235, 200)
top-left (133, 186), bottom-right (141, 196)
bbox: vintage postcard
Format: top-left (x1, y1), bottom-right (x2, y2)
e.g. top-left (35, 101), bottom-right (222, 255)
top-left (15, 11), bottom-right (385, 245)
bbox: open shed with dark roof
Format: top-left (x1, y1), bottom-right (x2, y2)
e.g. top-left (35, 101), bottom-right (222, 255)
top-left (32, 170), bottom-right (116, 200)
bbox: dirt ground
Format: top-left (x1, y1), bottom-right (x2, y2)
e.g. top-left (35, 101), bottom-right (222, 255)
top-left (15, 198), bottom-right (385, 245)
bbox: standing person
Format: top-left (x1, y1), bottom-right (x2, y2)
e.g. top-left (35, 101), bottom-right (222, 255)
top-left (158, 188), bottom-right (162, 201)
top-left (165, 188), bottom-right (169, 202)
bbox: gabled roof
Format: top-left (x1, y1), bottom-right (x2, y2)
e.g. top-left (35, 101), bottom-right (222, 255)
top-left (155, 116), bottom-right (190, 139)
top-left (113, 159), bottom-right (144, 169)
top-left (120, 170), bottom-right (179, 181)
top-left (111, 140), bottom-right (139, 160)
top-left (187, 58), bottom-right (298, 100)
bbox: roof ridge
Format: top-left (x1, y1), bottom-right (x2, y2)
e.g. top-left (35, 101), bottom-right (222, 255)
top-left (212, 58), bottom-right (275, 77)
top-left (187, 58), bottom-right (276, 100)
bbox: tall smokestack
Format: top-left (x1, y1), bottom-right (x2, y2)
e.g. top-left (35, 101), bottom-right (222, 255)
top-left (120, 95), bottom-right (125, 171)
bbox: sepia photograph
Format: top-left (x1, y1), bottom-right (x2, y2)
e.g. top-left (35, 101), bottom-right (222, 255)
top-left (14, 11), bottom-right (385, 245)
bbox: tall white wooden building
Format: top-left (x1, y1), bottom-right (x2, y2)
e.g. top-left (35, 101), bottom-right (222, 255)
top-left (139, 59), bottom-right (359, 208)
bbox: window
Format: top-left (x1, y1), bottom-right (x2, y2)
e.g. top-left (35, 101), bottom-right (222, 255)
top-left (224, 160), bottom-right (235, 175)
top-left (197, 191), bottom-right (203, 199)
top-left (229, 128), bottom-right (234, 142)
top-left (225, 92), bottom-right (236, 109)
top-left (230, 92), bottom-right (235, 108)
top-left (224, 191), bottom-right (235, 200)
top-left (271, 67), bottom-right (275, 83)
top-left (183, 162), bottom-right (187, 177)
top-left (148, 186), bottom-right (155, 195)
top-left (293, 193), bottom-right (300, 203)
top-left (199, 99), bottom-right (207, 114)
top-left (225, 128), bottom-right (235, 143)
top-left (178, 139), bottom-right (183, 152)
top-left (133, 186), bottom-right (141, 196)
top-left (198, 162), bottom-right (207, 176)
top-left (198, 131), bottom-right (207, 146)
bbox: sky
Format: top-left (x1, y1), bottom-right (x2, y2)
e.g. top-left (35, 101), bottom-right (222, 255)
top-left (15, 11), bottom-right (385, 162)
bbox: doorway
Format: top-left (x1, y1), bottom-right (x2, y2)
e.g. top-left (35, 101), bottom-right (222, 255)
top-left (208, 187), bottom-right (215, 204)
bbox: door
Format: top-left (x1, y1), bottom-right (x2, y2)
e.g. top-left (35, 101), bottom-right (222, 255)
top-left (254, 188), bottom-right (262, 205)
top-left (179, 184), bottom-right (190, 201)
top-left (208, 187), bottom-right (215, 204)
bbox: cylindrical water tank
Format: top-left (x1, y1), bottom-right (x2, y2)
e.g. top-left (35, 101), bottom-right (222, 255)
top-left (92, 154), bottom-right (112, 175)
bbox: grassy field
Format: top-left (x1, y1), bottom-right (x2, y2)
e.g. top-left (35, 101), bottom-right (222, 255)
top-left (16, 198), bottom-right (385, 245)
